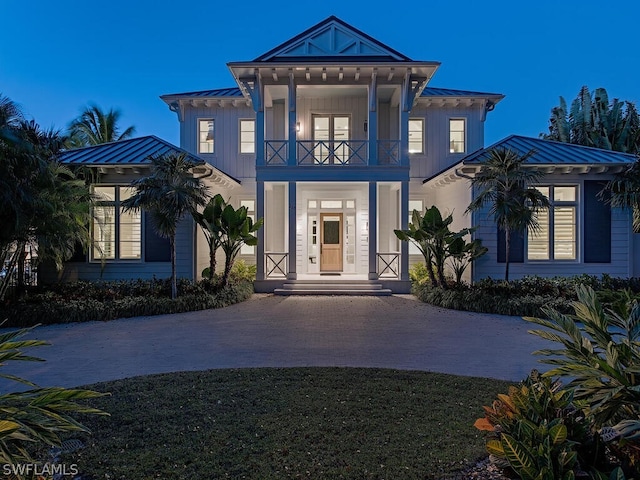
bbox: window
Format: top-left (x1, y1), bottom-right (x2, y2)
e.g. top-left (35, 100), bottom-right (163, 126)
top-left (240, 200), bottom-right (256, 255)
top-left (408, 119), bottom-right (424, 154)
top-left (527, 186), bottom-right (577, 261)
top-left (92, 186), bottom-right (141, 260)
top-left (239, 119), bottom-right (255, 154)
top-left (449, 119), bottom-right (465, 153)
top-left (408, 200), bottom-right (424, 255)
top-left (198, 119), bottom-right (214, 153)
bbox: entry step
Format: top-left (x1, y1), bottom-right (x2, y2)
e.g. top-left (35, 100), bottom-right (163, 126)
top-left (274, 281), bottom-right (392, 296)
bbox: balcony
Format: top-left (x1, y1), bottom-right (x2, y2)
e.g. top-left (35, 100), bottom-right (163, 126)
top-left (265, 140), bottom-right (401, 166)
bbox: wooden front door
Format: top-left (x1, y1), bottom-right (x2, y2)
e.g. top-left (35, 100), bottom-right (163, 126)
top-left (320, 213), bottom-right (343, 271)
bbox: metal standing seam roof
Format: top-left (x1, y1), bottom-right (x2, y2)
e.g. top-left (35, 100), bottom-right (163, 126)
top-left (462, 135), bottom-right (638, 165)
top-left (58, 136), bottom-right (206, 166)
top-left (420, 87), bottom-right (504, 98)
top-left (161, 86), bottom-right (504, 101)
top-left (160, 88), bottom-right (244, 100)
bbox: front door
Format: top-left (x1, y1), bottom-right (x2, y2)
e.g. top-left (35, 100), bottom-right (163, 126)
top-left (320, 213), bottom-right (343, 271)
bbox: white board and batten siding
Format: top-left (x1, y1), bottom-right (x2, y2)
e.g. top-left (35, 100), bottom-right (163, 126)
top-left (409, 104), bottom-right (486, 181)
top-left (472, 175), bottom-right (635, 281)
top-left (180, 104), bottom-right (256, 181)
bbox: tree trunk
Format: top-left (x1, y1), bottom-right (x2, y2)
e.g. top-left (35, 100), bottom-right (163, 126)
top-left (436, 259), bottom-right (448, 289)
top-left (220, 257), bottom-right (234, 289)
top-left (170, 235), bottom-right (177, 299)
top-left (208, 244), bottom-right (216, 280)
top-left (504, 227), bottom-right (510, 282)
top-left (422, 251), bottom-right (437, 286)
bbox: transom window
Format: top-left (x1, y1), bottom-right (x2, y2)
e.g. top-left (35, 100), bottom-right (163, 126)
top-left (449, 119), bottom-right (465, 153)
top-left (528, 186), bottom-right (577, 261)
top-left (198, 119), bottom-right (214, 154)
top-left (409, 119), bottom-right (424, 154)
top-left (92, 186), bottom-right (141, 261)
top-left (239, 119), bottom-right (255, 154)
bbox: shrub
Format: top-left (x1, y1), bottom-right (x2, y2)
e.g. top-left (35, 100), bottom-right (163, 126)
top-left (475, 371), bottom-right (605, 479)
top-left (525, 286), bottom-right (640, 476)
top-left (0, 278), bottom-right (254, 327)
top-left (0, 326), bottom-right (107, 472)
top-left (409, 263), bottom-right (431, 285)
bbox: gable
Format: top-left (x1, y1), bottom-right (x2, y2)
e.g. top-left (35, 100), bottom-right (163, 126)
top-left (255, 16), bottom-right (411, 62)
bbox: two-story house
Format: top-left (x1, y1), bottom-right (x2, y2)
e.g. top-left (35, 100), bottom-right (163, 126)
top-left (51, 16), bottom-right (640, 292)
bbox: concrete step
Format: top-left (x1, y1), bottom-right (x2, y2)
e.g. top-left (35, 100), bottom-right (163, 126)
top-left (274, 281), bottom-right (392, 296)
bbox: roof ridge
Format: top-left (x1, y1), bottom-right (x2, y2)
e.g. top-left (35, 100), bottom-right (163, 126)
top-left (509, 134), bottom-right (638, 157)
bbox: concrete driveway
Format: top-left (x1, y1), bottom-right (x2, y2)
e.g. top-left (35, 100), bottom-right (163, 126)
top-left (1, 294), bottom-right (553, 388)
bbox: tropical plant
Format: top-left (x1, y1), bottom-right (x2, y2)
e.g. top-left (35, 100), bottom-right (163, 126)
top-left (601, 158), bottom-right (640, 233)
top-left (526, 286), bottom-right (640, 476)
top-left (0, 97), bottom-right (93, 300)
top-left (394, 206), bottom-right (474, 288)
top-left (67, 103), bottom-right (135, 147)
top-left (466, 147), bottom-right (550, 281)
top-left (475, 371), bottom-right (602, 479)
top-left (447, 235), bottom-right (487, 285)
top-left (194, 194), bottom-right (226, 280)
top-left (122, 153), bottom-right (209, 299)
top-left (525, 285), bottom-right (640, 427)
top-left (216, 202), bottom-right (263, 288)
top-left (542, 86), bottom-right (640, 154)
top-left (0, 325), bottom-right (106, 476)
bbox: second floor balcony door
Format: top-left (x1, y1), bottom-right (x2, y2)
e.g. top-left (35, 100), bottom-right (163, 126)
top-left (313, 115), bottom-right (350, 164)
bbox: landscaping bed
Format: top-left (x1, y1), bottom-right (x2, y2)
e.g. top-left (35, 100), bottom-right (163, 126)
top-left (0, 277), bottom-right (254, 327)
top-left (65, 368), bottom-right (511, 479)
top-left (412, 273), bottom-right (640, 317)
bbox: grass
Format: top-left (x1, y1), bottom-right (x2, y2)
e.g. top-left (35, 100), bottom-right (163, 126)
top-left (66, 368), bottom-right (511, 479)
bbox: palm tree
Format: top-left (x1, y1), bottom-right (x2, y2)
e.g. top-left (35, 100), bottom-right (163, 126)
top-left (466, 148), bottom-right (550, 281)
top-left (601, 158), bottom-right (640, 233)
top-left (193, 194), bottom-right (227, 280)
top-left (122, 153), bottom-right (209, 299)
top-left (542, 86), bottom-right (640, 154)
top-left (67, 104), bottom-right (135, 147)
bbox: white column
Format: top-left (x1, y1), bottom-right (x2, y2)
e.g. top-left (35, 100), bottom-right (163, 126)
top-left (400, 180), bottom-right (409, 281)
top-left (399, 70), bottom-right (410, 167)
top-left (288, 71), bottom-right (297, 166)
top-left (256, 181), bottom-right (265, 280)
top-left (288, 182), bottom-right (297, 279)
top-left (368, 181), bottom-right (378, 280)
top-left (368, 70), bottom-right (378, 166)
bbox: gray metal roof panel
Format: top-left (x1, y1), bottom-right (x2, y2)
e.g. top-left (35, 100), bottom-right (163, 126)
top-left (59, 136), bottom-right (205, 166)
top-left (421, 87), bottom-right (504, 98)
top-left (462, 135), bottom-right (637, 165)
top-left (160, 87), bottom-right (244, 99)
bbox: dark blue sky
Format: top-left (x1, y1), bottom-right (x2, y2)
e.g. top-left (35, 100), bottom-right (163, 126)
top-left (3, 0), bottom-right (638, 148)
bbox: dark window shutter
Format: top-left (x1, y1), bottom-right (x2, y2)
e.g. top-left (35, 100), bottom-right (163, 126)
top-left (68, 241), bottom-right (87, 262)
top-left (144, 214), bottom-right (171, 262)
top-left (497, 228), bottom-right (524, 263)
top-left (584, 180), bottom-right (611, 263)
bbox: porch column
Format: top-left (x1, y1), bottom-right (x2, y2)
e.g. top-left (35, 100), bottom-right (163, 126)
top-left (255, 73), bottom-right (265, 167)
top-left (287, 71), bottom-right (297, 166)
top-left (400, 180), bottom-right (409, 281)
top-left (256, 181), bottom-right (265, 280)
top-left (368, 69), bottom-right (378, 166)
top-left (288, 182), bottom-right (297, 279)
top-left (399, 70), bottom-right (410, 167)
top-left (368, 181), bottom-right (378, 280)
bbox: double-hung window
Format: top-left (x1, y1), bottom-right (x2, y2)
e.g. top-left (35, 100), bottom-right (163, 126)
top-left (239, 119), bottom-right (255, 154)
top-left (92, 186), bottom-right (141, 261)
top-left (198, 119), bottom-right (214, 153)
top-left (527, 186), bottom-right (577, 261)
top-left (449, 119), bottom-right (465, 153)
top-left (408, 119), bottom-right (424, 154)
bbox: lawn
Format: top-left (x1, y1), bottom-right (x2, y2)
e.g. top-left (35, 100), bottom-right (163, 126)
top-left (66, 368), bottom-right (511, 479)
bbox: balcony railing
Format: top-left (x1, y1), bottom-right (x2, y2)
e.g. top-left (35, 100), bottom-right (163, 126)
top-left (265, 252), bottom-right (288, 278)
top-left (377, 252), bottom-right (400, 279)
top-left (263, 140), bottom-right (401, 166)
top-left (265, 141), bottom-right (288, 165)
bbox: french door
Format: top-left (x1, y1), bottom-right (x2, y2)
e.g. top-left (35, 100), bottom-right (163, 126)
top-left (312, 115), bottom-right (350, 164)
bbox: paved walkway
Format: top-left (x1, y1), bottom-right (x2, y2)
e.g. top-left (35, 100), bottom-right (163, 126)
top-left (1, 294), bottom-right (553, 388)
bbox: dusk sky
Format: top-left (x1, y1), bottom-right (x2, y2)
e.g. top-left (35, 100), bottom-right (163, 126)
top-left (3, 0), bottom-right (638, 148)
